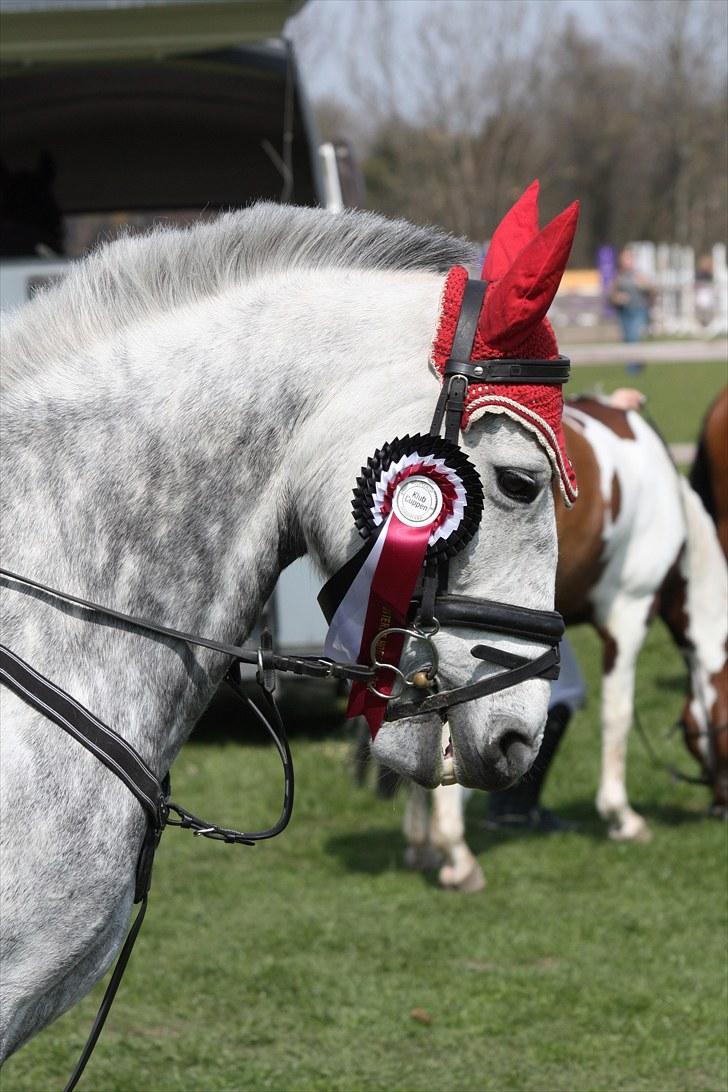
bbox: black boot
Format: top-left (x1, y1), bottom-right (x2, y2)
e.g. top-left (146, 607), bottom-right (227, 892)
top-left (485, 704), bottom-right (576, 832)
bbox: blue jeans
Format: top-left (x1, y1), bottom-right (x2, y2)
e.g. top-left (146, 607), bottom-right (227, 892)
top-left (619, 307), bottom-right (648, 343)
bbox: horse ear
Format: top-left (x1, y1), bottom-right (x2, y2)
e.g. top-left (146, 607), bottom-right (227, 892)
top-left (478, 201), bottom-right (579, 351)
top-left (481, 179), bottom-right (540, 281)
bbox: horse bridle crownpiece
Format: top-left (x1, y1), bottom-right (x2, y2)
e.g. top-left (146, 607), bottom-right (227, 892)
top-left (0, 276), bottom-right (569, 1089)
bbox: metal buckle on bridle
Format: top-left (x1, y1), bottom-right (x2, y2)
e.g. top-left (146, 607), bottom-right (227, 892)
top-left (367, 626), bottom-right (439, 700)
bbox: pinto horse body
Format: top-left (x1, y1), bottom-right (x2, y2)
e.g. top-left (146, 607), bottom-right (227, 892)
top-left (405, 397), bottom-right (728, 890)
top-left (0, 195), bottom-right (580, 1056)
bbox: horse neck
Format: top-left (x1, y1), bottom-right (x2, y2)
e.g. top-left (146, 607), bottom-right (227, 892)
top-left (661, 479), bottom-right (728, 678)
top-left (1, 267), bottom-right (442, 772)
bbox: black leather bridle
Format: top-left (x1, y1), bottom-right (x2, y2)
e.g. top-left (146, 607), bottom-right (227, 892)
top-left (365, 277), bottom-right (568, 720)
top-left (0, 276), bottom-right (570, 1087)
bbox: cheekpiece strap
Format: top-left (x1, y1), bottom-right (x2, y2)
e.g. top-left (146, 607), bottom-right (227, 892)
top-left (430, 278), bottom-right (488, 439)
top-left (449, 279), bottom-right (488, 363)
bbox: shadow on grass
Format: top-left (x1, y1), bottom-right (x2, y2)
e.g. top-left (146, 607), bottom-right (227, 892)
top-left (654, 672), bottom-right (688, 693)
top-left (325, 826), bottom-right (408, 876)
top-left (324, 792), bottom-right (713, 879)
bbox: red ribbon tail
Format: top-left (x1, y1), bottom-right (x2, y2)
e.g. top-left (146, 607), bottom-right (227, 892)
top-left (348, 514), bottom-right (433, 739)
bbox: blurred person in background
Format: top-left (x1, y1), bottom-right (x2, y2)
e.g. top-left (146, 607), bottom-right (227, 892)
top-left (609, 246), bottom-right (655, 344)
top-left (485, 637), bottom-right (586, 832)
top-left (695, 253), bottom-right (715, 327)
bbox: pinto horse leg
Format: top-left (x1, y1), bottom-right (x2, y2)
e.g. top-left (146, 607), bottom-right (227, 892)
top-left (403, 783), bottom-right (441, 871)
top-left (596, 595), bottom-right (653, 842)
top-left (429, 784), bottom-right (485, 893)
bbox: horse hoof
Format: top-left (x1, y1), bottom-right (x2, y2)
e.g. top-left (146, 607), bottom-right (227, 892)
top-left (608, 817), bottom-right (652, 843)
top-left (405, 845), bottom-right (443, 871)
top-left (439, 861), bottom-right (486, 893)
top-left (709, 803), bottom-right (728, 821)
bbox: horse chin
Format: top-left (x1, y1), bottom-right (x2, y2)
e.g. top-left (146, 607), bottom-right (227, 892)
top-left (370, 714), bottom-right (445, 788)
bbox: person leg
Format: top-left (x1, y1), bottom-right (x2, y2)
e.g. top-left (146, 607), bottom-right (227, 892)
top-left (485, 638), bottom-right (585, 832)
top-left (485, 703), bottom-right (573, 830)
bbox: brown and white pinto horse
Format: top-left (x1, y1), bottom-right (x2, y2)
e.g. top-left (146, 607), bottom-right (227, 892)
top-left (560, 396), bottom-right (728, 826)
top-left (403, 396), bottom-right (728, 890)
top-left (690, 386), bottom-right (728, 558)
top-left (683, 385), bottom-right (728, 804)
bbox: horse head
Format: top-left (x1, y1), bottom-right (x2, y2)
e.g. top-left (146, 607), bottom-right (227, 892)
top-left (347, 182), bottom-right (580, 789)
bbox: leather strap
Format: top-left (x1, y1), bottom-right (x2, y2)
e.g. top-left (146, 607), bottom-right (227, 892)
top-left (63, 895), bottom-right (150, 1092)
top-left (0, 644), bottom-right (167, 830)
top-left (386, 644), bottom-right (560, 720)
top-left (449, 279), bottom-right (488, 362)
top-left (444, 355), bottom-right (570, 385)
top-left (411, 593), bottom-right (565, 645)
top-left (0, 638), bottom-right (296, 1091)
top-left (430, 278), bottom-right (487, 439)
top-left (444, 375), bottom-right (467, 443)
top-left (0, 568), bottom-right (373, 683)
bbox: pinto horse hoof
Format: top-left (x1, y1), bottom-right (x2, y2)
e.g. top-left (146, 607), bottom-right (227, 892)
top-left (608, 817), bottom-right (652, 843)
top-left (439, 861), bottom-right (486, 893)
top-left (708, 803), bottom-right (728, 821)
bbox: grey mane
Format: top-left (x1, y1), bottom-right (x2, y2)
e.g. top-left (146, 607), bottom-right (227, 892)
top-left (2, 203), bottom-right (475, 383)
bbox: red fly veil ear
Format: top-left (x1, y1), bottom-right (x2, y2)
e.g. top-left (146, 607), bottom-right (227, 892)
top-left (481, 179), bottom-right (541, 280)
top-left (429, 186), bottom-right (581, 505)
top-left (478, 200), bottom-right (580, 352)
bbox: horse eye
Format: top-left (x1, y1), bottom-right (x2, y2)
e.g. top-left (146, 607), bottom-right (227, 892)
top-left (496, 468), bottom-right (540, 503)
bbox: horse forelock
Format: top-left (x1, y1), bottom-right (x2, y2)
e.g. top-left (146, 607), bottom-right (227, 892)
top-left (2, 203), bottom-right (476, 386)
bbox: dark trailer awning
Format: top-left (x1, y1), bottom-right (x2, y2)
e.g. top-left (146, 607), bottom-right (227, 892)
top-left (0, 2), bottom-right (322, 213)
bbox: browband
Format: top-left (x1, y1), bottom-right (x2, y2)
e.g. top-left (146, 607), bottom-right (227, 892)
top-left (444, 355), bottom-right (570, 385)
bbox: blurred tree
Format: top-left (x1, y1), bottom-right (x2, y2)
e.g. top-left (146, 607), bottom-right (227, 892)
top-left (614, 0), bottom-right (728, 247)
top-left (292, 0), bottom-right (727, 260)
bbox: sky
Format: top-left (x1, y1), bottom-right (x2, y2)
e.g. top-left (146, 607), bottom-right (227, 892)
top-left (288, 0), bottom-right (613, 110)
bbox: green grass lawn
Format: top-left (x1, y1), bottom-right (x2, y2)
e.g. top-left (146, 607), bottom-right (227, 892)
top-left (567, 361), bottom-right (726, 443)
top-left (3, 622), bottom-right (727, 1092)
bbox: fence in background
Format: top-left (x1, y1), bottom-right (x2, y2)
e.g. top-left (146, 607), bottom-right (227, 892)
top-left (630, 241), bottom-right (728, 337)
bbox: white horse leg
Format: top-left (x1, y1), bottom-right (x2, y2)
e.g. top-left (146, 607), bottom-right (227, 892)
top-left (430, 784), bottom-right (485, 893)
top-left (596, 595), bottom-right (653, 842)
top-left (402, 783), bottom-right (441, 870)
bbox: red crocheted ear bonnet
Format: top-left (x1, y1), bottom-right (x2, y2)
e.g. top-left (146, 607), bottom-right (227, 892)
top-left (431, 180), bottom-right (579, 504)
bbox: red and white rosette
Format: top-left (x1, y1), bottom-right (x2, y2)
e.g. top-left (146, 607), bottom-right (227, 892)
top-left (318, 434), bottom-right (483, 737)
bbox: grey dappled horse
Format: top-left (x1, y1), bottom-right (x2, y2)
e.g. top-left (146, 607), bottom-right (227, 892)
top-left (1, 204), bottom-right (561, 1055)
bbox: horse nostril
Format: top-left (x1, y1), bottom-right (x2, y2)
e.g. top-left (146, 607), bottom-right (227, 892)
top-left (498, 729), bottom-right (532, 761)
